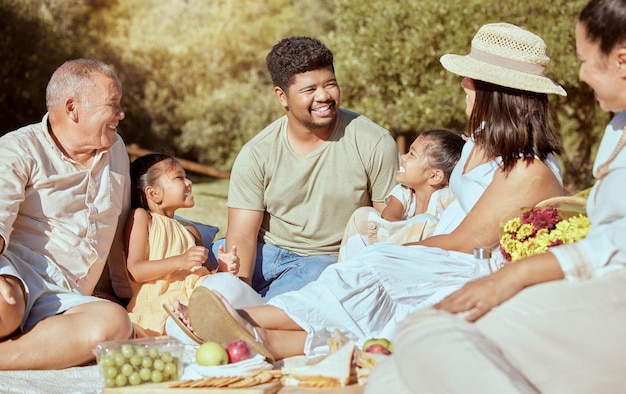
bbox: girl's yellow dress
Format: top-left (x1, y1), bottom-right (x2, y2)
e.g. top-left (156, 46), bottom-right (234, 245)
top-left (126, 213), bottom-right (210, 336)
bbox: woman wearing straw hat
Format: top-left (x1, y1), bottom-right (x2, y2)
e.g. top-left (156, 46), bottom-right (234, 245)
top-left (171, 22), bottom-right (566, 362)
top-left (367, 1), bottom-right (626, 392)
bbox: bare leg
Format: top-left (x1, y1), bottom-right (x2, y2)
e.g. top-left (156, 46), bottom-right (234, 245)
top-left (0, 300), bottom-right (132, 370)
top-left (258, 328), bottom-right (307, 360)
top-left (240, 304), bottom-right (304, 331)
top-left (213, 292), bottom-right (307, 360)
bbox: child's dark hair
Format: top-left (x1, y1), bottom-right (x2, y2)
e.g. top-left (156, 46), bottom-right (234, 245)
top-left (130, 153), bottom-right (180, 210)
top-left (266, 36), bottom-right (334, 92)
top-left (418, 129), bottom-right (466, 182)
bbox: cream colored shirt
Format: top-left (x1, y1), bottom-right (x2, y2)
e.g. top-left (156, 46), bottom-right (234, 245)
top-left (0, 114), bottom-right (130, 295)
top-left (551, 111), bottom-right (626, 280)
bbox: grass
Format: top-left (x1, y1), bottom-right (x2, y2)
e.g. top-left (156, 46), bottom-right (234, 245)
top-left (176, 177), bottom-right (230, 240)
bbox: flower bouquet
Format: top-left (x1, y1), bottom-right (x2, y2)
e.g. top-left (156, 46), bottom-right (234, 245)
top-left (499, 196), bottom-right (591, 263)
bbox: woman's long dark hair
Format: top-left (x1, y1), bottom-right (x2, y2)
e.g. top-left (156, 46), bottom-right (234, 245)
top-left (467, 80), bottom-right (561, 173)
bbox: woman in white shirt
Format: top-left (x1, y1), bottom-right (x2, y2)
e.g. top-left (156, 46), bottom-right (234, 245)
top-left (367, 1), bottom-right (626, 392)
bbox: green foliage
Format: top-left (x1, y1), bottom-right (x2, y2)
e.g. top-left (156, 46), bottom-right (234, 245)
top-left (0, 0), bottom-right (112, 131)
top-left (0, 0), bottom-right (609, 191)
top-left (329, 0), bottom-right (603, 192)
top-left (175, 76), bottom-right (278, 169)
top-left (89, 0), bottom-right (337, 169)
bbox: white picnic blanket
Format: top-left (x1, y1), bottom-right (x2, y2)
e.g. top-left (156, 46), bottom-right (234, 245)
top-left (0, 365), bottom-right (102, 394)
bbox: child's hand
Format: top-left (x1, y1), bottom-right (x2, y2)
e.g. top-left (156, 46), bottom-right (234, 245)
top-left (181, 246), bottom-right (209, 271)
top-left (217, 245), bottom-right (240, 275)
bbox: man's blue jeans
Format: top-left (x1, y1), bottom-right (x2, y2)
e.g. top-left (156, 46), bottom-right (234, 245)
top-left (210, 239), bottom-right (337, 300)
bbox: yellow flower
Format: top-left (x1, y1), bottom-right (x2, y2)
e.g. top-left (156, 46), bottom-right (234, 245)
top-left (500, 208), bottom-right (591, 263)
top-left (503, 217), bottom-right (521, 234)
top-left (516, 223), bottom-right (535, 241)
top-left (533, 229), bottom-right (552, 250)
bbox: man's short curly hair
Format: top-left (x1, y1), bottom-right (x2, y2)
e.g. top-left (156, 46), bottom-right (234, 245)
top-left (266, 36), bottom-right (334, 91)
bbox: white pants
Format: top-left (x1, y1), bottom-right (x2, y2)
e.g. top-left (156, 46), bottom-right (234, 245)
top-left (339, 207), bottom-right (438, 261)
top-left (366, 269), bottom-right (626, 394)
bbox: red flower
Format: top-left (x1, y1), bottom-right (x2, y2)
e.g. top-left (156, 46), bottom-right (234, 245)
top-left (521, 207), bottom-right (560, 236)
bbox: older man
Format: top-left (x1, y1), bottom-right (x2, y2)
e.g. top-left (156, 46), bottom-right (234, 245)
top-left (0, 59), bottom-right (132, 369)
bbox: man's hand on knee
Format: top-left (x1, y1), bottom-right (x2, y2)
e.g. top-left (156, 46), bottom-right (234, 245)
top-left (0, 275), bottom-right (26, 338)
top-left (0, 275), bottom-right (21, 304)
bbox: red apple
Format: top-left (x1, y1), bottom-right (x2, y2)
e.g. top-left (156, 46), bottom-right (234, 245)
top-left (364, 343), bottom-right (392, 355)
top-left (226, 340), bottom-right (251, 363)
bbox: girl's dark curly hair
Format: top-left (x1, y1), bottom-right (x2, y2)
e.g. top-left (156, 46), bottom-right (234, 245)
top-left (266, 36), bottom-right (334, 91)
top-left (418, 129), bottom-right (466, 183)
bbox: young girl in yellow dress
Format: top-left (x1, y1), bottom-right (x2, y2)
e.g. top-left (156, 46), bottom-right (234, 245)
top-left (124, 153), bottom-right (243, 337)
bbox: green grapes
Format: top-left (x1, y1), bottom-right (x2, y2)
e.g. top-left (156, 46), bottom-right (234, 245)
top-left (99, 343), bottom-right (180, 388)
top-left (141, 356), bottom-right (153, 369)
top-left (139, 367), bottom-right (152, 382)
top-left (153, 359), bottom-right (165, 371)
top-left (148, 347), bottom-right (160, 359)
top-left (104, 366), bottom-right (118, 379)
top-left (151, 370), bottom-right (164, 383)
top-left (115, 374), bottom-right (128, 387)
top-left (120, 343), bottom-right (135, 358)
top-left (121, 363), bottom-right (134, 377)
top-left (114, 353), bottom-right (126, 367)
top-left (101, 355), bottom-right (115, 368)
top-left (164, 362), bottom-right (178, 378)
top-left (161, 351), bottom-right (174, 364)
top-left (129, 354), bottom-right (142, 367)
top-left (128, 372), bottom-right (142, 386)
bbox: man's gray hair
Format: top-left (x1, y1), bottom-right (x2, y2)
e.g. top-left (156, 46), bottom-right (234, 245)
top-left (45, 59), bottom-right (118, 109)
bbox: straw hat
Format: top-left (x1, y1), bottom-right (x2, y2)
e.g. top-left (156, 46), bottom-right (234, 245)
top-left (440, 22), bottom-right (567, 96)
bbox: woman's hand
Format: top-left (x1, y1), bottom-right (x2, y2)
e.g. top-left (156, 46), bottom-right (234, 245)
top-left (217, 245), bottom-right (240, 275)
top-left (436, 252), bottom-right (565, 322)
top-left (435, 265), bottom-right (525, 322)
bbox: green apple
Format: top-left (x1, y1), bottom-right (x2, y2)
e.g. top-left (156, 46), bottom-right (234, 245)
top-left (196, 341), bottom-right (229, 366)
top-left (362, 338), bottom-right (392, 354)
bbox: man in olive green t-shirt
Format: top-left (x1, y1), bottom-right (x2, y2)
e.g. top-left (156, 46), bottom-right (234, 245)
top-left (212, 36), bottom-right (399, 299)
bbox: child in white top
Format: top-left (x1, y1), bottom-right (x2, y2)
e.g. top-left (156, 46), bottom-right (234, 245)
top-left (339, 129), bottom-right (465, 260)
